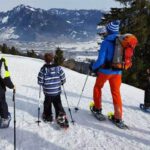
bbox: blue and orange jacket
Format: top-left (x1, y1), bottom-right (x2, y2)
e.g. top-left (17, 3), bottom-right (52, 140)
top-left (92, 33), bottom-right (122, 75)
top-left (38, 64), bottom-right (66, 96)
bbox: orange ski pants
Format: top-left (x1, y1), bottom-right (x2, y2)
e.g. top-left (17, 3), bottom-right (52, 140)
top-left (93, 73), bottom-right (122, 119)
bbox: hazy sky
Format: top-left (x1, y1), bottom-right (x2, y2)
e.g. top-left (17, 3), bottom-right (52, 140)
top-left (0, 0), bottom-right (121, 12)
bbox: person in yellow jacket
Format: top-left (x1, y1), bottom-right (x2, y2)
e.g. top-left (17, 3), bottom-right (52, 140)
top-left (0, 57), bottom-right (15, 128)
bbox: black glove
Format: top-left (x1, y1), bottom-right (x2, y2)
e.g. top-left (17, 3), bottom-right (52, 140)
top-left (1, 58), bottom-right (6, 62)
top-left (89, 64), bottom-right (92, 71)
top-left (89, 61), bottom-right (94, 71)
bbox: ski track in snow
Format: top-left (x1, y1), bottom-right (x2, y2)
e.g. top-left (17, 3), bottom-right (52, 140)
top-left (0, 54), bottom-right (150, 150)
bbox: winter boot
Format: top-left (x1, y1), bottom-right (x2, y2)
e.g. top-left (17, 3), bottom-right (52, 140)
top-left (111, 115), bottom-right (122, 123)
top-left (108, 114), bottom-right (128, 129)
top-left (144, 103), bottom-right (150, 109)
top-left (0, 113), bottom-right (11, 129)
top-left (140, 104), bottom-right (150, 112)
top-left (42, 113), bottom-right (53, 122)
top-left (56, 112), bottom-right (69, 128)
top-left (89, 102), bottom-right (106, 121)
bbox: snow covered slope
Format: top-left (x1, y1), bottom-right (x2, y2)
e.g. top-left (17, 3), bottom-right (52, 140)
top-left (0, 54), bottom-right (150, 150)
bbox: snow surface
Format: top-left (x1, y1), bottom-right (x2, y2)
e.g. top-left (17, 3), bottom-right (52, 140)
top-left (0, 54), bottom-right (150, 150)
top-left (66, 21), bottom-right (71, 24)
top-left (60, 41), bottom-right (99, 52)
top-left (26, 6), bottom-right (36, 12)
top-left (14, 5), bottom-right (36, 12)
top-left (2, 16), bottom-right (9, 24)
top-left (0, 27), bottom-right (19, 40)
top-left (75, 56), bottom-right (97, 62)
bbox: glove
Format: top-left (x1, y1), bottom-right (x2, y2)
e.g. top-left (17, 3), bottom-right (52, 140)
top-left (89, 64), bottom-right (92, 71)
top-left (89, 61), bottom-right (94, 71)
top-left (1, 57), bottom-right (6, 62)
top-left (89, 62), bottom-right (93, 71)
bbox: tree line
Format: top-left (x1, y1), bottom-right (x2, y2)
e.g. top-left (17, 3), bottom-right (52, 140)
top-left (0, 43), bottom-right (65, 66)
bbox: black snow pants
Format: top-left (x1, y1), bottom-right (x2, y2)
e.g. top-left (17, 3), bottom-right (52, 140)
top-left (43, 95), bottom-right (65, 118)
top-left (144, 82), bottom-right (150, 107)
top-left (0, 89), bottom-right (8, 119)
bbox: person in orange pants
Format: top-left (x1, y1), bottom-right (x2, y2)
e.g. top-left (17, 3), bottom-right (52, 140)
top-left (94, 73), bottom-right (122, 120)
top-left (90, 20), bottom-right (123, 122)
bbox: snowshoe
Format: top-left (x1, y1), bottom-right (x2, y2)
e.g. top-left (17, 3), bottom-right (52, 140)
top-left (140, 104), bottom-right (150, 113)
top-left (56, 113), bottom-right (69, 129)
top-left (0, 113), bottom-right (11, 129)
top-left (107, 112), bottom-right (129, 129)
top-left (42, 113), bottom-right (53, 123)
top-left (89, 101), bottom-right (106, 121)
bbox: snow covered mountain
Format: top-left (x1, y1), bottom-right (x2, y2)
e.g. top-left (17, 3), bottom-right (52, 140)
top-left (0, 5), bottom-right (103, 42)
top-left (0, 54), bottom-right (150, 150)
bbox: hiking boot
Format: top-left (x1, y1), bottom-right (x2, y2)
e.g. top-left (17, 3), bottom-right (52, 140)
top-left (42, 113), bottom-right (53, 122)
top-left (108, 114), bottom-right (128, 129)
top-left (57, 113), bottom-right (66, 124)
top-left (90, 105), bottom-right (102, 114)
top-left (56, 112), bottom-right (69, 127)
top-left (90, 106), bottom-right (106, 121)
top-left (144, 103), bottom-right (150, 109)
top-left (111, 115), bottom-right (123, 124)
top-left (0, 114), bottom-right (11, 129)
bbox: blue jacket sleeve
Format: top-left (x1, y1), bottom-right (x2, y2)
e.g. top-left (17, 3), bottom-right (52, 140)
top-left (92, 41), bottom-right (107, 70)
top-left (38, 68), bottom-right (44, 85)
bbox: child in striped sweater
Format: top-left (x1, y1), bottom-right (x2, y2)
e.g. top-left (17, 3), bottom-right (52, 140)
top-left (38, 53), bottom-right (68, 124)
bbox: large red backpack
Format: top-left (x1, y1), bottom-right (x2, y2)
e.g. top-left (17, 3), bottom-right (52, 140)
top-left (112, 34), bottom-right (138, 70)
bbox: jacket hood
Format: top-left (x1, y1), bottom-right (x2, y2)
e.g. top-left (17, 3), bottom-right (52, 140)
top-left (105, 34), bottom-right (118, 42)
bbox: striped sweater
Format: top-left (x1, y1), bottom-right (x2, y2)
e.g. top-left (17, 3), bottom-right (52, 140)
top-left (38, 64), bottom-right (66, 96)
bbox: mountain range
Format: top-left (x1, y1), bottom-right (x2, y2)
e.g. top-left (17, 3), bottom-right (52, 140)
top-left (0, 5), bottom-right (103, 42)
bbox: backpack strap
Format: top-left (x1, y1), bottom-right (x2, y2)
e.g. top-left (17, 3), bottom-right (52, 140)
top-left (42, 64), bottom-right (59, 73)
top-left (102, 37), bottom-right (121, 70)
top-left (117, 38), bottom-right (126, 70)
top-left (41, 64), bottom-right (60, 80)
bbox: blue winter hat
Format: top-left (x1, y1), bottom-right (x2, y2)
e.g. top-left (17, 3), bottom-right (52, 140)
top-left (106, 20), bottom-right (120, 34)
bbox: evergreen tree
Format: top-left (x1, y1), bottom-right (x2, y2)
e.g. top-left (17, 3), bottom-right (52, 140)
top-left (27, 50), bottom-right (37, 58)
top-left (1, 43), bottom-right (9, 54)
top-left (98, 0), bottom-right (150, 89)
top-left (10, 46), bottom-right (20, 55)
top-left (54, 47), bottom-right (64, 65)
top-left (0, 44), bottom-right (2, 52)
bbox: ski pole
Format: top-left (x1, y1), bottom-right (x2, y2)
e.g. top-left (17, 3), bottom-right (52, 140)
top-left (62, 85), bottom-right (75, 124)
top-left (75, 72), bottom-right (89, 112)
top-left (36, 86), bottom-right (41, 126)
top-left (13, 89), bottom-right (16, 150)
